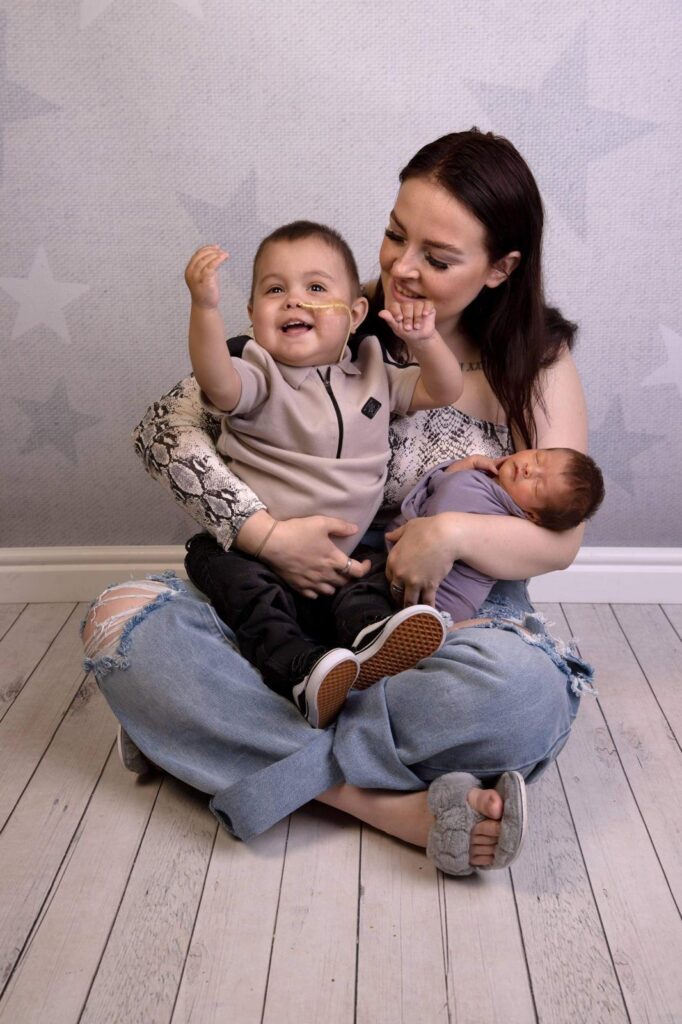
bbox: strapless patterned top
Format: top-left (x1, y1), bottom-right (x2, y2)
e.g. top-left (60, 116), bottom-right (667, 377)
top-left (383, 404), bottom-right (513, 512)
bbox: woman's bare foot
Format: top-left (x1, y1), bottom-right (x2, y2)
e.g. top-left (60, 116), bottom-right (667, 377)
top-left (317, 782), bottom-right (504, 868)
top-left (317, 785), bottom-right (433, 847)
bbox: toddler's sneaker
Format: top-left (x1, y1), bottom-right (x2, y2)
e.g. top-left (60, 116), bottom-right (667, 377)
top-left (351, 605), bottom-right (446, 690)
top-left (291, 648), bottom-right (359, 729)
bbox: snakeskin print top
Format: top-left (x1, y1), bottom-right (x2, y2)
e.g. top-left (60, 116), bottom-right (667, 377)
top-left (385, 405), bottom-right (512, 509)
top-left (133, 373), bottom-right (513, 549)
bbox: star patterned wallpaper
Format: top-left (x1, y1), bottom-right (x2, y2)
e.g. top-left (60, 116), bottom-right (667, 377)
top-left (1, 1), bottom-right (680, 547)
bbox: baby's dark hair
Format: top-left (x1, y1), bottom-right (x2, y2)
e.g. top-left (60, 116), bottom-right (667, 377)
top-left (536, 448), bottom-right (605, 531)
top-left (250, 220), bottom-right (361, 304)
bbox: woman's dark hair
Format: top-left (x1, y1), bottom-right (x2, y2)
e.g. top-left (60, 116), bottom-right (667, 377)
top-left (534, 449), bottom-right (605, 531)
top-left (366, 129), bottom-right (577, 448)
top-left (250, 220), bottom-right (361, 304)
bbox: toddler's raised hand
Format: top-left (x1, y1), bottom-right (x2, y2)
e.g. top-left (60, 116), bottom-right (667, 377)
top-left (185, 245), bottom-right (229, 309)
top-left (378, 300), bottom-right (437, 348)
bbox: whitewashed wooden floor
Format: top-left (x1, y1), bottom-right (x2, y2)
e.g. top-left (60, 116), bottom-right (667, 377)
top-left (1, 600), bottom-right (681, 1024)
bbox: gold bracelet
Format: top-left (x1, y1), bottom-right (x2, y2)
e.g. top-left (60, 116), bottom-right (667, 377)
top-left (253, 521), bottom-right (278, 559)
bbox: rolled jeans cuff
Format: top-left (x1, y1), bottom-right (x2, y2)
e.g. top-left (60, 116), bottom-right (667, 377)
top-left (210, 729), bottom-right (343, 841)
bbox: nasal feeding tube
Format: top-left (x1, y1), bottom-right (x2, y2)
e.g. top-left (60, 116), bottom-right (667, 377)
top-left (296, 301), bottom-right (353, 364)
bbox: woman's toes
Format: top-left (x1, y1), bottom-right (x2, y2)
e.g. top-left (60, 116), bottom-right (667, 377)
top-left (469, 829), bottom-right (498, 862)
top-left (472, 819), bottom-right (501, 839)
top-left (467, 786), bottom-right (503, 821)
top-left (466, 847), bottom-right (493, 864)
top-left (469, 847), bottom-right (495, 866)
top-left (470, 844), bottom-right (495, 855)
top-left (467, 789), bottom-right (503, 866)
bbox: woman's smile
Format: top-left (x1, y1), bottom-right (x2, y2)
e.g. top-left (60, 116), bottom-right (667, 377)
top-left (379, 177), bottom-right (508, 343)
top-left (388, 280), bottom-right (426, 302)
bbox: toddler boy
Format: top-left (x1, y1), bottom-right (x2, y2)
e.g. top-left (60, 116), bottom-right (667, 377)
top-left (185, 221), bottom-right (463, 727)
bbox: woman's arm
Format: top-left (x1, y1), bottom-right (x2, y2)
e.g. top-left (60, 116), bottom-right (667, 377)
top-left (132, 374), bottom-right (266, 550)
top-left (385, 347), bottom-right (588, 604)
top-left (386, 513), bottom-right (583, 606)
top-left (526, 345), bottom-right (588, 454)
top-left (467, 344), bottom-right (587, 572)
top-left (133, 375), bottom-right (372, 588)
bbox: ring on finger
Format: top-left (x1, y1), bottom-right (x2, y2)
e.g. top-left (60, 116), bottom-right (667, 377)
top-left (341, 557), bottom-right (352, 576)
top-left (390, 581), bottom-right (405, 594)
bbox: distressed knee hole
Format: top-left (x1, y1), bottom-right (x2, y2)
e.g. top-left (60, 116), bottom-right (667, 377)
top-left (472, 609), bottom-right (596, 697)
top-left (82, 579), bottom-right (175, 662)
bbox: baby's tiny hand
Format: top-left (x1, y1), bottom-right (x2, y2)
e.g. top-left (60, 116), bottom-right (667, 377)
top-left (445, 454), bottom-right (506, 476)
top-left (378, 301), bottom-right (437, 346)
top-left (185, 245), bottom-right (229, 309)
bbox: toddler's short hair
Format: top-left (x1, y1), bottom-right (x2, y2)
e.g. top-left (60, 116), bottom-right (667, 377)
top-left (250, 220), bottom-right (361, 304)
top-left (535, 449), bottom-right (605, 531)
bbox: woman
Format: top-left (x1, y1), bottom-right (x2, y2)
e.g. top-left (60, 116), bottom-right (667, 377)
top-left (82, 129), bottom-right (593, 875)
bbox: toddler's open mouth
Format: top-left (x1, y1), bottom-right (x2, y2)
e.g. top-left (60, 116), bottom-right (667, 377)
top-left (281, 320), bottom-right (312, 333)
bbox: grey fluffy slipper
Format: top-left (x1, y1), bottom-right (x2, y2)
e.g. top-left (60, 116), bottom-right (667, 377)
top-left (117, 724), bottom-right (153, 776)
top-left (426, 770), bottom-right (527, 876)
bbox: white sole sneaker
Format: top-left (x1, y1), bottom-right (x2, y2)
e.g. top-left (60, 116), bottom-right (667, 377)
top-left (351, 605), bottom-right (446, 691)
top-left (292, 649), bottom-right (359, 729)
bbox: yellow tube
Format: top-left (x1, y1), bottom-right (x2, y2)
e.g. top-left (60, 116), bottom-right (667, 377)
top-left (296, 301), bottom-right (353, 363)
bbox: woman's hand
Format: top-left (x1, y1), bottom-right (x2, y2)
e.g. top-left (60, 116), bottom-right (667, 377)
top-left (238, 513), bottom-right (372, 598)
top-left (385, 514), bottom-right (462, 607)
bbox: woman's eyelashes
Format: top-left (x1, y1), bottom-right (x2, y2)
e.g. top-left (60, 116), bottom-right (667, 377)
top-left (384, 228), bottom-right (405, 245)
top-left (384, 228), bottom-right (453, 272)
top-left (425, 253), bottom-right (450, 271)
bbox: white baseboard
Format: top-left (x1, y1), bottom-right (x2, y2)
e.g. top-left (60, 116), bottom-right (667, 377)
top-left (0, 547), bottom-right (189, 603)
top-left (0, 545), bottom-right (680, 604)
top-left (527, 547), bottom-right (682, 603)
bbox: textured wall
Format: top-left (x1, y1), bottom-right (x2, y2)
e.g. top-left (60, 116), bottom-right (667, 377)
top-left (1, 0), bottom-right (680, 547)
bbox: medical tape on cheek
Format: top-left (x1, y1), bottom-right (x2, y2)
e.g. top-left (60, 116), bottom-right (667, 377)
top-left (296, 301), bottom-right (353, 363)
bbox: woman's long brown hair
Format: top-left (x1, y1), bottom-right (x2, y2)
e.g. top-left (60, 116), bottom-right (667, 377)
top-left (364, 129), bottom-right (577, 448)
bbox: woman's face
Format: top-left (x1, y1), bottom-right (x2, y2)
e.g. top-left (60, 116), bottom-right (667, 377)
top-left (379, 176), bottom-right (513, 342)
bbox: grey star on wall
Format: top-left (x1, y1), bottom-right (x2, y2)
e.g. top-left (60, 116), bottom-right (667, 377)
top-left (16, 378), bottom-right (101, 464)
top-left (0, 247), bottom-right (90, 343)
top-left (81, 0), bottom-right (203, 29)
top-left (590, 395), bottom-right (663, 494)
top-left (465, 24), bottom-right (655, 235)
top-left (177, 170), bottom-right (271, 304)
top-left (643, 325), bottom-right (682, 399)
top-left (0, 13), bottom-right (59, 180)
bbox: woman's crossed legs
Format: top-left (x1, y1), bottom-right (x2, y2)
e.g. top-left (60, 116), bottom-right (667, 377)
top-left (82, 577), bottom-right (581, 871)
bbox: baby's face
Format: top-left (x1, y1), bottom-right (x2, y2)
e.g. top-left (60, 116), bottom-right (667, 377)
top-left (248, 237), bottom-right (360, 367)
top-left (496, 449), bottom-right (572, 521)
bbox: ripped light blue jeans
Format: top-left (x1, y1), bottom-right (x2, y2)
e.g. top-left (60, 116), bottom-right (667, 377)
top-left (82, 575), bottom-right (593, 841)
